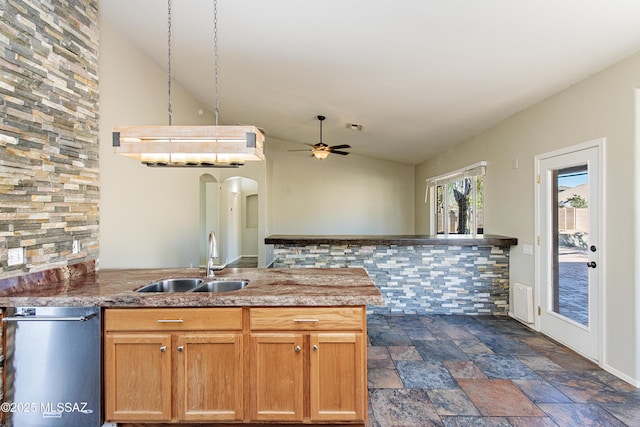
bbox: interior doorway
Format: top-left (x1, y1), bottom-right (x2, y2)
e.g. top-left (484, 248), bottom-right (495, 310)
top-left (200, 175), bottom-right (259, 268)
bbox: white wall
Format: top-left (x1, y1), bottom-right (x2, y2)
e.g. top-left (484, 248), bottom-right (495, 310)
top-left (415, 52), bottom-right (640, 385)
top-left (99, 19), bottom-right (268, 268)
top-left (269, 138), bottom-right (415, 235)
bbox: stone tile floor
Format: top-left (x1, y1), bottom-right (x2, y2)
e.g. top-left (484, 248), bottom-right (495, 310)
top-left (366, 314), bottom-right (640, 426)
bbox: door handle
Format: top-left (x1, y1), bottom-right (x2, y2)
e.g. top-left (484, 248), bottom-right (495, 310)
top-left (587, 261), bottom-right (597, 268)
top-left (2, 313), bottom-right (97, 322)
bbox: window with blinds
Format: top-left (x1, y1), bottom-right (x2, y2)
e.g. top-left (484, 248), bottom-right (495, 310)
top-left (425, 162), bottom-right (486, 236)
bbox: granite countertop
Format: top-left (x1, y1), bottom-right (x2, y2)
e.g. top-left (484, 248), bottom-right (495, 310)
top-left (265, 234), bottom-right (518, 247)
top-left (0, 267), bottom-right (383, 308)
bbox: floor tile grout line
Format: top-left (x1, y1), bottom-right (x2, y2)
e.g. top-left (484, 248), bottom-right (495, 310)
top-left (366, 314), bottom-right (636, 426)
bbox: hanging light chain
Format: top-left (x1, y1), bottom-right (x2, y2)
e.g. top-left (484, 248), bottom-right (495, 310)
top-left (167, 0), bottom-right (173, 125)
top-left (213, 0), bottom-right (219, 126)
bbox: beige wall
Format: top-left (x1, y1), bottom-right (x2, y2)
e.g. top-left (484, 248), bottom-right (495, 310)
top-left (268, 138), bottom-right (415, 235)
top-left (99, 20), bottom-right (268, 268)
top-left (415, 52), bottom-right (640, 385)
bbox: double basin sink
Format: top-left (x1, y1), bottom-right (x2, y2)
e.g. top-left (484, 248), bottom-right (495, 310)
top-left (136, 278), bottom-right (248, 293)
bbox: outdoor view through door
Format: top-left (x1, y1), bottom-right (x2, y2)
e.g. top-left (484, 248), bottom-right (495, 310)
top-left (554, 166), bottom-right (589, 326)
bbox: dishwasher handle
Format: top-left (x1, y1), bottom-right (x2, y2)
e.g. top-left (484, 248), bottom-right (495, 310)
top-left (2, 313), bottom-right (98, 322)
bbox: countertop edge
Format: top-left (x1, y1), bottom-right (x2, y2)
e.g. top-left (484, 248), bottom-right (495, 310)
top-left (0, 267), bottom-right (384, 308)
top-left (265, 234), bottom-right (518, 247)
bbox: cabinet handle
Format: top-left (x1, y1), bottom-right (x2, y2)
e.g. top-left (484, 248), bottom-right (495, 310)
top-left (294, 346), bottom-right (301, 352)
top-left (312, 345), bottom-right (318, 351)
top-left (157, 319), bottom-right (184, 323)
top-left (293, 319), bottom-right (319, 323)
top-left (177, 346), bottom-right (184, 352)
top-left (160, 346), bottom-right (167, 352)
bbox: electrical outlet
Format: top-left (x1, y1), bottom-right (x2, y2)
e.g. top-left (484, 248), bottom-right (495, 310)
top-left (8, 247), bottom-right (24, 266)
top-left (72, 239), bottom-right (80, 254)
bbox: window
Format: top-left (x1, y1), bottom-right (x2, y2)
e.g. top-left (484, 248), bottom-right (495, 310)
top-left (426, 162), bottom-right (485, 236)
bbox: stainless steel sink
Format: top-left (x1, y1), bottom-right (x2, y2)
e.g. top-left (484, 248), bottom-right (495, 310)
top-left (192, 280), bottom-right (249, 293)
top-left (136, 278), bottom-right (203, 292)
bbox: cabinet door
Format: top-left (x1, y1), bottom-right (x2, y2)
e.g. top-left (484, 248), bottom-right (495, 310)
top-left (177, 333), bottom-right (244, 421)
top-left (310, 333), bottom-right (365, 421)
top-left (105, 333), bottom-right (172, 422)
top-left (250, 333), bottom-right (304, 421)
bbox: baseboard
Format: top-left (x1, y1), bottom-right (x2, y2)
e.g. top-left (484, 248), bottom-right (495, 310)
top-left (507, 313), bottom-right (639, 388)
top-left (602, 363), bottom-right (640, 388)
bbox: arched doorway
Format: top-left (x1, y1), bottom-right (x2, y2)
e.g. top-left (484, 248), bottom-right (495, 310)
top-left (200, 174), bottom-right (259, 268)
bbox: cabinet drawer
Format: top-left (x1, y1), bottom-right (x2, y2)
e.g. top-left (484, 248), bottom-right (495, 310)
top-left (105, 308), bottom-right (243, 331)
top-left (250, 307), bottom-right (364, 331)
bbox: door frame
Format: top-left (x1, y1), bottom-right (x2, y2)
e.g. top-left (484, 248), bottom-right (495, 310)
top-left (534, 138), bottom-right (605, 363)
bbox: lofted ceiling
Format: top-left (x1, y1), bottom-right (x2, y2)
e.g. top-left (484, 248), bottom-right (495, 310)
top-left (100, 0), bottom-right (640, 165)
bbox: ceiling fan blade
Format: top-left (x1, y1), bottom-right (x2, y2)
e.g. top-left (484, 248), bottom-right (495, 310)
top-left (331, 150), bottom-right (350, 155)
top-left (329, 144), bottom-right (351, 150)
top-left (288, 149), bottom-right (312, 152)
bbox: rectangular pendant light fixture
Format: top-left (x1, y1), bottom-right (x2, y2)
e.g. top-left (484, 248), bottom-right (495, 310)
top-left (112, 125), bottom-right (265, 167)
top-left (112, 1), bottom-right (265, 168)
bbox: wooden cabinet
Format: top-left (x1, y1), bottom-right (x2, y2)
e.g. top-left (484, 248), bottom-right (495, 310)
top-left (250, 333), bottom-right (305, 421)
top-left (105, 306), bottom-right (367, 424)
top-left (104, 308), bottom-right (243, 423)
top-left (249, 307), bottom-right (366, 423)
top-left (104, 333), bottom-right (173, 421)
top-left (310, 332), bottom-right (365, 421)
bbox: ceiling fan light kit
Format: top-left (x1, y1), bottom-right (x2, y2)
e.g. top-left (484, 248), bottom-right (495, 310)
top-left (112, 0), bottom-right (264, 168)
top-left (290, 115), bottom-right (351, 160)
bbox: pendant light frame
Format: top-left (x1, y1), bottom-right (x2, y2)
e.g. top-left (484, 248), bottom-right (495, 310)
top-left (112, 0), bottom-right (265, 167)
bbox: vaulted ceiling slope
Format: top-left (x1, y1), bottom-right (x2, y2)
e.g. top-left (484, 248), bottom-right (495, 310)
top-left (100, 0), bottom-right (640, 165)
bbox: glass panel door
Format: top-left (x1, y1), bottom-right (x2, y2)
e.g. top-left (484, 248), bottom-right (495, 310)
top-left (537, 142), bottom-right (600, 361)
top-left (552, 166), bottom-right (589, 326)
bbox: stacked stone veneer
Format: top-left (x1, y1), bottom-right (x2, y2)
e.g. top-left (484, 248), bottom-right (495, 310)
top-left (273, 244), bottom-right (510, 315)
top-left (0, 0), bottom-right (100, 279)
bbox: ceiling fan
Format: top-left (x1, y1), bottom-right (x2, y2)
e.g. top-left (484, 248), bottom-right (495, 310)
top-left (290, 115), bottom-right (351, 160)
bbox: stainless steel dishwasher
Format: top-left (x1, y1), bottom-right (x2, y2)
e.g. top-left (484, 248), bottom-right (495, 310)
top-left (2, 306), bottom-right (102, 427)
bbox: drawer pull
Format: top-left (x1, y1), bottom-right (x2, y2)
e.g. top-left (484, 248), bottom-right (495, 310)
top-left (293, 318), bottom-right (320, 323)
top-left (157, 319), bottom-right (184, 323)
top-left (177, 346), bottom-right (184, 352)
top-left (294, 346), bottom-right (301, 352)
top-left (312, 345), bottom-right (318, 351)
top-left (160, 346), bottom-right (167, 352)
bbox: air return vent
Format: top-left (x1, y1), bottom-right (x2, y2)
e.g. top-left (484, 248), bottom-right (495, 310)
top-left (511, 283), bottom-right (534, 323)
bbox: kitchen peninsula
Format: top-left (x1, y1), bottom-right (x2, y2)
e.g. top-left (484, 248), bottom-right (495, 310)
top-left (266, 234), bottom-right (518, 315)
top-left (0, 264), bottom-right (382, 426)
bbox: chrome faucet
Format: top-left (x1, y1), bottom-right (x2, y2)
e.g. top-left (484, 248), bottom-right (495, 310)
top-left (206, 230), bottom-right (225, 278)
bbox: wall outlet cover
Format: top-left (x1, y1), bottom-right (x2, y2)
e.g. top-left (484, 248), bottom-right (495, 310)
top-left (8, 247), bottom-right (24, 266)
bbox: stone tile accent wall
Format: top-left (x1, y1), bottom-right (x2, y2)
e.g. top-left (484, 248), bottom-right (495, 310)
top-left (273, 244), bottom-right (510, 315)
top-left (0, 0), bottom-right (100, 279)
